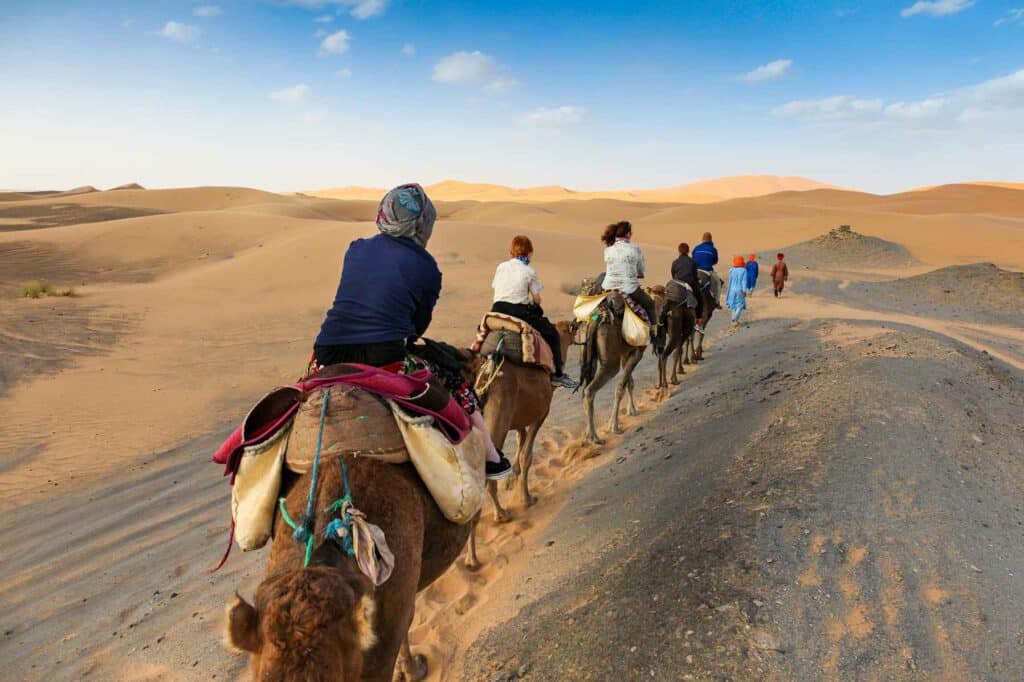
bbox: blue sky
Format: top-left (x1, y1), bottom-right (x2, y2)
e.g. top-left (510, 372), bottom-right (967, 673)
top-left (1, 0), bottom-right (1022, 193)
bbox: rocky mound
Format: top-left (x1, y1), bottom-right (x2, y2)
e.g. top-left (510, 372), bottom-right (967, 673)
top-left (782, 225), bottom-right (916, 269)
top-left (110, 182), bottom-right (145, 191)
top-left (856, 263), bottom-right (1024, 327)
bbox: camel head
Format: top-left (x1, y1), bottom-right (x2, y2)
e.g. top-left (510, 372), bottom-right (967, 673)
top-left (555, 320), bottom-right (578, 359)
top-left (226, 566), bottom-right (376, 681)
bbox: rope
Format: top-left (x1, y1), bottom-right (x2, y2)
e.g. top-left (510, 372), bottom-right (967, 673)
top-left (291, 387), bottom-right (331, 567)
top-left (474, 354), bottom-right (506, 397)
top-left (323, 459), bottom-right (355, 557)
top-left (473, 334), bottom-right (506, 397)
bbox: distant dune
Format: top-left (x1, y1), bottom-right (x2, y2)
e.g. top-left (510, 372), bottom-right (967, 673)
top-left (310, 175), bottom-right (842, 204)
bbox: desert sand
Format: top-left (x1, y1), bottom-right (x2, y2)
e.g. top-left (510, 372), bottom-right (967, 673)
top-left (1, 180), bottom-right (1023, 680)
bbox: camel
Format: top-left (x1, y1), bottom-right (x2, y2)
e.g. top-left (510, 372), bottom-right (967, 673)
top-left (684, 271), bottom-right (718, 364)
top-left (225, 402), bottom-right (471, 680)
top-left (656, 294), bottom-right (697, 390)
top-left (580, 287), bottom-right (665, 444)
top-left (464, 320), bottom-right (574, 569)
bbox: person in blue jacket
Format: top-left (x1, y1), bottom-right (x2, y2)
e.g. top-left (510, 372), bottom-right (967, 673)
top-left (691, 232), bottom-right (721, 308)
top-left (745, 253), bottom-right (759, 295)
top-left (726, 256), bottom-right (749, 325)
top-left (314, 183), bottom-right (512, 480)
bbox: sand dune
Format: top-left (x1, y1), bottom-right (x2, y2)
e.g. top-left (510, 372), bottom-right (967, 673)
top-left (311, 175), bottom-right (840, 204)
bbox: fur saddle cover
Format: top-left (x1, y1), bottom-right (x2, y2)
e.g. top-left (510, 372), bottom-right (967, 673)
top-left (470, 312), bottom-right (556, 374)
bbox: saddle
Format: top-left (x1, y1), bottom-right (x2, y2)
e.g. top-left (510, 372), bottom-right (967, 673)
top-left (665, 280), bottom-right (698, 309)
top-left (213, 363), bottom-right (471, 480)
top-left (471, 312), bottom-right (555, 374)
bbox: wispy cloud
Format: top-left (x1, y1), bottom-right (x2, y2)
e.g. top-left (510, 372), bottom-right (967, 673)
top-left (773, 95), bottom-right (883, 120)
top-left (994, 8), bottom-right (1024, 25)
top-left (320, 29), bottom-right (351, 55)
top-left (521, 105), bottom-right (585, 127)
top-left (282, 0), bottom-right (389, 19)
top-left (314, 14), bottom-right (333, 23)
top-left (402, 42), bottom-right (416, 56)
top-left (773, 67), bottom-right (1024, 128)
top-left (157, 21), bottom-right (201, 43)
top-left (303, 109), bottom-right (329, 124)
top-left (901, 0), bottom-right (974, 18)
top-left (433, 50), bottom-right (518, 94)
top-left (193, 5), bottom-right (222, 17)
top-left (735, 59), bottom-right (793, 84)
top-left (336, 67), bottom-right (353, 78)
top-left (270, 83), bottom-right (312, 103)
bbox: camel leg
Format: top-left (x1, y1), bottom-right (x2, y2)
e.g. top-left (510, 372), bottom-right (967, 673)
top-left (625, 362), bottom-right (640, 417)
top-left (517, 423), bottom-right (543, 507)
top-left (395, 634), bottom-right (428, 682)
top-left (486, 479), bottom-right (511, 524)
top-left (505, 429), bottom-right (523, 491)
top-left (583, 363), bottom-right (617, 445)
top-left (608, 353), bottom-right (642, 433)
top-left (657, 351), bottom-right (667, 389)
top-left (464, 516), bottom-right (481, 570)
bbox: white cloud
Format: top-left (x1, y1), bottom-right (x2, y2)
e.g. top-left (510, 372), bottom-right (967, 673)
top-left (773, 68), bottom-right (1024, 127)
top-left (303, 109), bottom-right (329, 124)
top-left (320, 29), bottom-right (351, 55)
top-left (193, 5), bottom-right (222, 17)
top-left (483, 75), bottom-right (520, 95)
top-left (736, 59), bottom-right (793, 84)
top-left (314, 28), bottom-right (328, 37)
top-left (270, 83), bottom-right (312, 103)
top-left (433, 50), bottom-right (518, 94)
top-left (348, 0), bottom-right (388, 19)
top-left (901, 0), bottom-right (974, 18)
top-left (521, 105), bottom-right (586, 127)
top-left (772, 95), bottom-right (883, 120)
top-left (157, 21), bottom-right (201, 43)
top-left (994, 8), bottom-right (1024, 25)
top-left (402, 42), bottom-right (416, 56)
top-left (282, 0), bottom-right (389, 19)
top-left (314, 14), bottom-right (333, 23)
top-left (336, 67), bottom-right (353, 78)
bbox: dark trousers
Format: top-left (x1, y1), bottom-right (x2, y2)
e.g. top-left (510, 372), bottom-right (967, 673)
top-left (490, 301), bottom-right (564, 375)
top-left (313, 340), bottom-right (406, 368)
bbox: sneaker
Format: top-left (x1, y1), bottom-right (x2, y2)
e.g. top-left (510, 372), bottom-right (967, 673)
top-left (486, 453), bottom-right (514, 480)
top-left (552, 373), bottom-right (579, 390)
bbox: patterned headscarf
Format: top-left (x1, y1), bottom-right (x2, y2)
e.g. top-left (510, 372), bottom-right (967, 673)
top-left (376, 183), bottom-right (436, 247)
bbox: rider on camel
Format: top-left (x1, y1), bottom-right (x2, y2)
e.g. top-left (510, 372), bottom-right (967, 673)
top-left (313, 183), bottom-right (513, 480)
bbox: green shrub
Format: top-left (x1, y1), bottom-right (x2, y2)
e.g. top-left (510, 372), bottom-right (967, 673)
top-left (21, 281), bottom-right (74, 298)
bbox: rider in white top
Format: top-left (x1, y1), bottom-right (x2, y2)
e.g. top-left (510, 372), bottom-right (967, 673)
top-left (600, 221), bottom-right (657, 325)
top-left (492, 257), bottom-right (543, 305)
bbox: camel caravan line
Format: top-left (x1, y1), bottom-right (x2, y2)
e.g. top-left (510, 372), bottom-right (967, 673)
top-left (208, 251), bottom-right (717, 680)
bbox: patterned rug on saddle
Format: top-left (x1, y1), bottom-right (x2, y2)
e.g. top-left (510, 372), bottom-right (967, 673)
top-left (470, 312), bottom-right (556, 374)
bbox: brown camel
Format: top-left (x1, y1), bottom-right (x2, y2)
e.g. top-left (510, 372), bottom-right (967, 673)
top-left (464, 321), bottom-right (574, 569)
top-left (225, 405), bottom-right (471, 681)
top-left (580, 287), bottom-right (665, 444)
top-left (657, 296), bottom-right (697, 389)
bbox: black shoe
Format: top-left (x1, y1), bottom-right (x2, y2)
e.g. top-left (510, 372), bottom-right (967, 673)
top-left (486, 453), bottom-right (514, 480)
top-left (552, 373), bottom-right (579, 390)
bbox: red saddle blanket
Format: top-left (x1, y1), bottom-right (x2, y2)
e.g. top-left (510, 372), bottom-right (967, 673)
top-left (212, 363), bottom-right (471, 479)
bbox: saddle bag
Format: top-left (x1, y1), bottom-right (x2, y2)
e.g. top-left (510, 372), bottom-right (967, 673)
top-left (622, 305), bottom-right (651, 347)
top-left (390, 402), bottom-right (487, 525)
top-left (231, 425), bottom-right (291, 551)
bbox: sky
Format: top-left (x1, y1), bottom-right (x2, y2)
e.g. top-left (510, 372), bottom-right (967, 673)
top-left (1, 0), bottom-right (1023, 194)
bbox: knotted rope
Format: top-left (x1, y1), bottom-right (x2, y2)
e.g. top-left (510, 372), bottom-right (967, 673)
top-left (473, 335), bottom-right (506, 398)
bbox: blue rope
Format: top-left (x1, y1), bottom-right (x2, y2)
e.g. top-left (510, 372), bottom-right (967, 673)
top-left (293, 387), bottom-right (330, 567)
top-left (323, 458), bottom-right (356, 557)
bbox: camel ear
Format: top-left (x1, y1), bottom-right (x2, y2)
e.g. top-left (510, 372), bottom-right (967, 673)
top-left (226, 594), bottom-right (260, 653)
